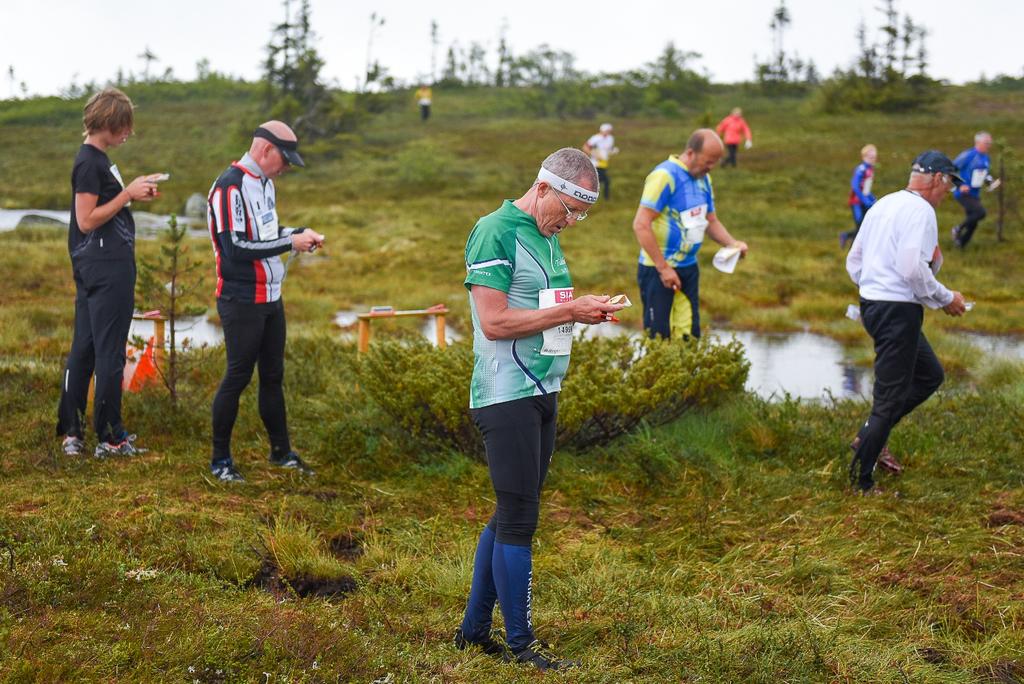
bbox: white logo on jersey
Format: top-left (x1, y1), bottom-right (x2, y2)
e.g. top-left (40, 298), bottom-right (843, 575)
top-left (232, 192), bottom-right (245, 228)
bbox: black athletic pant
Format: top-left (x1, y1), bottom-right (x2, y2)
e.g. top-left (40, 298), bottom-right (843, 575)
top-left (851, 300), bottom-right (944, 490)
top-left (723, 144), bottom-right (738, 167)
top-left (420, 104), bottom-right (431, 121)
top-left (597, 167), bottom-right (611, 200)
top-left (56, 258), bottom-right (136, 443)
top-left (954, 194), bottom-right (987, 247)
top-left (211, 298), bottom-right (291, 467)
top-left (471, 395), bottom-right (557, 546)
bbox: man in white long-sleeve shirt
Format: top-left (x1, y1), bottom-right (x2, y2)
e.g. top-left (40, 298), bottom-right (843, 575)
top-left (845, 150), bottom-right (967, 494)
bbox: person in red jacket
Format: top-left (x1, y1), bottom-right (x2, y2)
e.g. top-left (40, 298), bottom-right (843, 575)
top-left (715, 107), bottom-right (752, 168)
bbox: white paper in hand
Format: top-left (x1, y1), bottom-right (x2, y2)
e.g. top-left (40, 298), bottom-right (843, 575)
top-left (712, 246), bottom-right (742, 274)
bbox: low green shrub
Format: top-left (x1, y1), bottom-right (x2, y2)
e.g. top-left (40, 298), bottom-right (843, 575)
top-left (354, 339), bottom-right (480, 456)
top-left (394, 140), bottom-right (461, 189)
top-left (355, 335), bottom-right (749, 460)
top-left (557, 335), bottom-right (749, 449)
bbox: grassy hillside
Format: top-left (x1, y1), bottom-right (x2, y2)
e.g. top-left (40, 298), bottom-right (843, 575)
top-left (1, 83), bottom-right (1023, 682)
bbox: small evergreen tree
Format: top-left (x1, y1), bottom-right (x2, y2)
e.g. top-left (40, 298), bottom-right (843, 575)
top-left (135, 215), bottom-right (208, 404)
top-left (430, 20), bottom-right (439, 84)
top-left (644, 43), bottom-right (708, 108)
top-left (818, 0), bottom-right (939, 113)
top-left (262, 0), bottom-right (329, 136)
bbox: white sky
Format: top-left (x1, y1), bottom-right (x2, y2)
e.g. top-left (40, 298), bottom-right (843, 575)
top-left (1, 0), bottom-right (1021, 97)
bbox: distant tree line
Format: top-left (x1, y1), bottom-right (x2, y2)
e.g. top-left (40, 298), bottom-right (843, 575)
top-left (20, 0), bottom-right (1010, 126)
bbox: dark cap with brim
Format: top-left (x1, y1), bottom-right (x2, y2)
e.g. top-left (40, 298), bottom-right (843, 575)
top-left (911, 150), bottom-right (963, 185)
top-left (254, 127), bottom-right (305, 168)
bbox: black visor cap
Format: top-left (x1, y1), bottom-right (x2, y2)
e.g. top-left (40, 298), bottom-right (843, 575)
top-left (254, 127), bottom-right (305, 168)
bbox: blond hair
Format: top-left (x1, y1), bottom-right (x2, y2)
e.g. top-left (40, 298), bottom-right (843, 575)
top-left (861, 144), bottom-right (877, 158)
top-left (82, 87), bottom-right (134, 136)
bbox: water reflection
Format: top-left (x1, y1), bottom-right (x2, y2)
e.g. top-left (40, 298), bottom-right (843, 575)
top-left (129, 315), bottom-right (223, 349)
top-left (716, 330), bottom-right (871, 400)
top-left (576, 324), bottom-right (872, 401)
top-left (0, 209), bottom-right (204, 237)
top-left (960, 332), bottom-right (1024, 360)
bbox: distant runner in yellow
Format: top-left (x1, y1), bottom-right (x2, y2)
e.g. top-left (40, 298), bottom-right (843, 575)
top-left (583, 123), bottom-right (618, 199)
top-left (415, 84), bottom-right (433, 122)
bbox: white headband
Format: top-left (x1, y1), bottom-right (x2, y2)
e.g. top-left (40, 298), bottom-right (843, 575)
top-left (537, 167), bottom-right (599, 205)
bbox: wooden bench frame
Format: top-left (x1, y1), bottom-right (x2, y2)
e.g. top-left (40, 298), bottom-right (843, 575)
top-left (356, 307), bottom-right (449, 353)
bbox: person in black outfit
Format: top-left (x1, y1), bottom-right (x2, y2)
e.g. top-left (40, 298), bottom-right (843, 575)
top-left (56, 87), bottom-right (162, 458)
top-left (206, 120), bottom-right (324, 482)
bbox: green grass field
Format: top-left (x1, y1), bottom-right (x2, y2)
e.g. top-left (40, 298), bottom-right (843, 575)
top-left (1, 83), bottom-right (1023, 682)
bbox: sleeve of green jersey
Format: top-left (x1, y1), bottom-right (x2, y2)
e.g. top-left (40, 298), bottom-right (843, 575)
top-left (464, 223), bottom-right (515, 293)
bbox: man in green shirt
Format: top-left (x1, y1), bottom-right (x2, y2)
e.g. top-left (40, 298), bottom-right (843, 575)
top-left (455, 147), bottom-right (624, 671)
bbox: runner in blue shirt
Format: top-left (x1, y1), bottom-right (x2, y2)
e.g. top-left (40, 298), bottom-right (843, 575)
top-left (951, 132), bottom-right (998, 248)
top-left (632, 129), bottom-right (748, 340)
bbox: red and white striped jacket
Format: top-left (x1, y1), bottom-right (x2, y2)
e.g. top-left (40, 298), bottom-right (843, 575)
top-left (206, 154), bottom-right (303, 303)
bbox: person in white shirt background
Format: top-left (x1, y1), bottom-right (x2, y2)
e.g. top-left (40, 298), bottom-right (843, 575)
top-left (583, 123), bottom-right (618, 200)
top-left (845, 150), bottom-right (967, 494)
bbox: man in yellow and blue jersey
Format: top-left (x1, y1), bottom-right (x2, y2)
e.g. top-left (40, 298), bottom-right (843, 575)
top-left (631, 129), bottom-right (749, 339)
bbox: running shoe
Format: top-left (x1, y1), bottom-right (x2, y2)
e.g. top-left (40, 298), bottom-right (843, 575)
top-left (876, 446), bottom-right (903, 475)
top-left (849, 438), bottom-right (902, 475)
top-left (94, 433), bottom-right (145, 458)
top-left (951, 226), bottom-right (963, 247)
top-left (509, 640), bottom-right (580, 671)
top-left (453, 627), bottom-right (506, 657)
top-left (62, 435), bottom-right (85, 456)
top-left (269, 450), bottom-right (315, 475)
top-left (212, 463), bottom-right (245, 482)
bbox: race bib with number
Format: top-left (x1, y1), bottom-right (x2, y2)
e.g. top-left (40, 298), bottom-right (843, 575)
top-left (680, 203), bottom-right (709, 253)
top-left (257, 209), bottom-right (279, 240)
top-left (971, 168), bottom-right (987, 189)
top-left (862, 177), bottom-right (873, 196)
top-left (538, 287), bottom-right (574, 356)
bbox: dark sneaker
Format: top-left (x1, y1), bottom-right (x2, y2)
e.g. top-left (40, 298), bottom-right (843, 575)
top-left (62, 436), bottom-right (85, 456)
top-left (212, 463), bottom-right (245, 482)
top-left (453, 627), bottom-right (506, 657)
top-left (269, 451), bottom-right (314, 475)
top-left (94, 433), bottom-right (145, 458)
top-left (509, 640), bottom-right (580, 672)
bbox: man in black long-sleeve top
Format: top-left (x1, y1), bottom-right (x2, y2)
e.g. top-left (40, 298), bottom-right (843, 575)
top-left (206, 121), bottom-right (324, 482)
